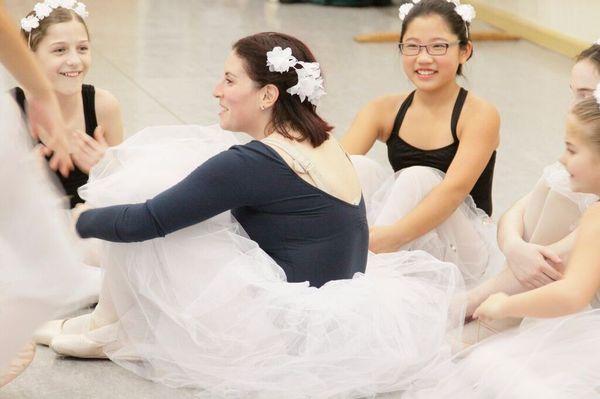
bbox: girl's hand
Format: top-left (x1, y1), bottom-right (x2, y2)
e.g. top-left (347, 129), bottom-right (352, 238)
top-left (368, 225), bottom-right (403, 253)
top-left (473, 292), bottom-right (510, 323)
top-left (504, 240), bottom-right (563, 289)
top-left (71, 126), bottom-right (109, 174)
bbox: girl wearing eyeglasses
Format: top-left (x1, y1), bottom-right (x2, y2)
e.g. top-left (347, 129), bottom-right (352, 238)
top-left (342, 0), bottom-right (500, 287)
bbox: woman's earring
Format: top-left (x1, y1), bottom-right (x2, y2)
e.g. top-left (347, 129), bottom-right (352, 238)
top-left (260, 105), bottom-right (265, 111)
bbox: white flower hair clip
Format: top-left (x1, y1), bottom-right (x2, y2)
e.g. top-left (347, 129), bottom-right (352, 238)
top-left (398, 0), bottom-right (421, 21)
top-left (595, 38), bottom-right (600, 46)
top-left (20, 0), bottom-right (88, 33)
top-left (398, 3), bottom-right (414, 21)
top-left (20, 15), bottom-right (40, 32)
top-left (266, 47), bottom-right (326, 106)
top-left (266, 47), bottom-right (297, 73)
top-left (454, 3), bottom-right (476, 23)
top-left (594, 83), bottom-right (600, 110)
top-left (399, 0), bottom-right (475, 24)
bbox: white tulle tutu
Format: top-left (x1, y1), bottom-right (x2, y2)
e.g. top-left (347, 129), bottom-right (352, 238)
top-left (405, 309), bottom-right (600, 398)
top-left (351, 155), bottom-right (502, 287)
top-left (0, 95), bottom-right (92, 368)
top-left (80, 125), bottom-right (467, 398)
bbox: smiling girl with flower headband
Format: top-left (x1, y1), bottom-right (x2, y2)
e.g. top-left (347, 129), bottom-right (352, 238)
top-left (34, 31), bottom-right (465, 397)
top-left (10, 1), bottom-right (125, 362)
top-left (15, 0), bottom-right (123, 209)
top-left (343, 0), bottom-right (500, 287)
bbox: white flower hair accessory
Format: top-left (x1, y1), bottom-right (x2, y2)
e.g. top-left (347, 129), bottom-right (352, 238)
top-left (287, 62), bottom-right (326, 104)
top-left (266, 47), bottom-right (297, 73)
top-left (20, 0), bottom-right (89, 33)
top-left (59, 0), bottom-right (77, 8)
top-left (20, 15), bottom-right (39, 32)
top-left (594, 83), bottom-right (600, 110)
top-left (595, 38), bottom-right (600, 46)
top-left (33, 2), bottom-right (52, 19)
top-left (398, 3), bottom-right (415, 21)
top-left (73, 2), bottom-right (88, 18)
top-left (454, 3), bottom-right (476, 23)
top-left (399, 0), bottom-right (475, 24)
top-left (266, 47), bottom-right (326, 106)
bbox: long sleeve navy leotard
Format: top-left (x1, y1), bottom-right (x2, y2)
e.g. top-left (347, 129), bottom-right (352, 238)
top-left (77, 141), bottom-right (369, 287)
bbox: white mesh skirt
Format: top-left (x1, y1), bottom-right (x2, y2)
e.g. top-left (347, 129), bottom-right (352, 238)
top-left (404, 309), bottom-right (600, 398)
top-left (80, 125), bottom-right (467, 398)
top-left (351, 155), bottom-right (502, 287)
top-left (0, 95), bottom-right (91, 368)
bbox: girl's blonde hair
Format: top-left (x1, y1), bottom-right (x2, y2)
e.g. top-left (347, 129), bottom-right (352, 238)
top-left (572, 97), bottom-right (600, 153)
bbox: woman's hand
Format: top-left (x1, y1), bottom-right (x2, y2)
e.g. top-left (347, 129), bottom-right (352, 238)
top-left (504, 240), bottom-right (563, 289)
top-left (473, 292), bottom-right (510, 323)
top-left (369, 225), bottom-right (403, 253)
top-left (71, 126), bottom-right (109, 174)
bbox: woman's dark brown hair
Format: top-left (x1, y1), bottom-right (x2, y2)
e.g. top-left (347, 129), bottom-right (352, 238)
top-left (21, 7), bottom-right (89, 51)
top-left (233, 32), bottom-right (332, 147)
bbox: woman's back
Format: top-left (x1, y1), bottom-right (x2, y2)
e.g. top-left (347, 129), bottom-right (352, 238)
top-left (242, 139), bottom-right (368, 287)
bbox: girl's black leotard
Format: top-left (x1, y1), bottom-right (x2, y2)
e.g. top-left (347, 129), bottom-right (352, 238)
top-left (12, 85), bottom-right (98, 208)
top-left (386, 88), bottom-right (496, 216)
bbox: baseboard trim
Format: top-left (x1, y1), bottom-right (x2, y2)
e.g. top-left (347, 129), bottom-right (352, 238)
top-left (469, 0), bottom-right (590, 58)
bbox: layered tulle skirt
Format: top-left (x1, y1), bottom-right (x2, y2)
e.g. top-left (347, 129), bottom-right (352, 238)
top-left (350, 155), bottom-right (502, 287)
top-left (405, 309), bottom-right (600, 398)
top-left (401, 163), bottom-right (600, 398)
top-left (0, 95), bottom-right (93, 368)
top-left (80, 125), bottom-right (467, 398)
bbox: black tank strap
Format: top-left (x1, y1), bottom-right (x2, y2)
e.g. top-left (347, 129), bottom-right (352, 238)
top-left (450, 87), bottom-right (468, 142)
top-left (12, 87), bottom-right (27, 115)
top-left (81, 84), bottom-right (98, 136)
top-left (388, 91), bottom-right (415, 142)
top-left (12, 85), bottom-right (99, 137)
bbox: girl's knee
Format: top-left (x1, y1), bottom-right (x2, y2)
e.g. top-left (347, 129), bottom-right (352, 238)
top-left (392, 166), bottom-right (444, 193)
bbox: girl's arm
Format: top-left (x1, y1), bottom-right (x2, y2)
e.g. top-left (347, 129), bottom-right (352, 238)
top-left (497, 194), bottom-right (529, 252)
top-left (498, 192), bottom-right (563, 288)
top-left (341, 95), bottom-right (399, 155)
top-left (0, 6), bottom-right (50, 101)
top-left (0, 5), bottom-right (73, 175)
top-left (546, 229), bottom-right (578, 260)
top-left (475, 203), bottom-right (600, 320)
top-left (370, 97), bottom-right (500, 253)
top-left (70, 89), bottom-right (124, 174)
